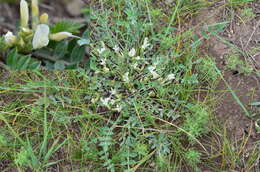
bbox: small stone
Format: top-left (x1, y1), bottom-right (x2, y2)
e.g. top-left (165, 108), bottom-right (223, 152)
top-left (66, 0), bottom-right (85, 16)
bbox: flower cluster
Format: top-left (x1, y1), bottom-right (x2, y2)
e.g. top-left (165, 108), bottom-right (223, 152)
top-left (3, 0), bottom-right (76, 51)
top-left (92, 37), bottom-right (178, 113)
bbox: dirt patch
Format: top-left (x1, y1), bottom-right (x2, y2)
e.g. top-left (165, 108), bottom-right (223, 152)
top-left (195, 4), bottom-right (260, 142)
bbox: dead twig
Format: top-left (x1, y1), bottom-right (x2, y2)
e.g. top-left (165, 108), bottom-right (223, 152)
top-left (245, 20), bottom-right (260, 49)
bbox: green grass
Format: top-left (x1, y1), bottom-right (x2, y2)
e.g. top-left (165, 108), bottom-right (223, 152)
top-left (0, 0), bottom-right (259, 171)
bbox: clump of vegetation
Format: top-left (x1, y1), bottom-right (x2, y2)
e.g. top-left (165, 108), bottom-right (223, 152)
top-left (224, 53), bottom-right (253, 74)
top-left (240, 8), bottom-right (256, 21)
top-left (0, 0), bottom-right (259, 171)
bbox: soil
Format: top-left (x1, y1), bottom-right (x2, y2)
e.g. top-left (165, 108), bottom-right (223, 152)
top-left (194, 3), bottom-right (260, 143)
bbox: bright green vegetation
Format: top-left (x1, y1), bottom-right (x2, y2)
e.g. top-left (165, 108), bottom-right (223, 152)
top-left (0, 0), bottom-right (259, 171)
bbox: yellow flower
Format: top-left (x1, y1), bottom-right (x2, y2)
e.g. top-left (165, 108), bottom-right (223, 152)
top-left (40, 13), bottom-right (49, 24)
top-left (20, 0), bottom-right (29, 28)
top-left (31, 0), bottom-right (39, 29)
top-left (50, 32), bottom-right (77, 41)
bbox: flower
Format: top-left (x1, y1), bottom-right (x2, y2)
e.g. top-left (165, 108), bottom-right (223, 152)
top-left (50, 32), bottom-right (77, 41)
top-left (166, 74), bottom-right (175, 80)
top-left (148, 66), bottom-right (160, 79)
top-left (40, 13), bottom-right (48, 24)
top-left (134, 56), bottom-right (141, 60)
top-left (114, 104), bottom-right (122, 112)
top-left (123, 72), bottom-right (130, 82)
top-left (110, 88), bottom-right (117, 95)
top-left (32, 24), bottom-right (76, 49)
top-left (31, 0), bottom-right (39, 29)
top-left (100, 97), bottom-right (110, 107)
top-left (97, 42), bottom-right (106, 54)
top-left (20, 0), bottom-right (29, 28)
top-left (4, 31), bottom-right (17, 47)
top-left (97, 47), bottom-right (106, 54)
top-left (32, 24), bottom-right (50, 49)
top-left (141, 37), bottom-right (150, 50)
top-left (132, 63), bottom-right (138, 69)
top-left (103, 67), bottom-right (110, 72)
top-left (128, 48), bottom-right (136, 57)
top-left (100, 59), bottom-right (106, 66)
top-left (113, 45), bottom-right (120, 53)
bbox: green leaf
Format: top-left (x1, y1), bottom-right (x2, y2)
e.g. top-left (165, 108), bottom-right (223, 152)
top-left (54, 61), bottom-right (66, 70)
top-left (77, 38), bottom-right (90, 46)
top-left (250, 102), bottom-right (260, 106)
top-left (54, 42), bottom-right (68, 59)
top-left (17, 55), bottom-right (31, 70)
top-left (201, 29), bottom-right (209, 40)
top-left (6, 48), bottom-right (18, 67)
top-left (50, 20), bottom-right (83, 34)
top-left (70, 46), bottom-right (85, 63)
top-left (6, 49), bottom-right (41, 70)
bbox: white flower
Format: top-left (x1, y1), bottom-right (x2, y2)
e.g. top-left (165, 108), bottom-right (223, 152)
top-left (100, 59), bottom-right (106, 66)
top-left (148, 65), bottom-right (156, 71)
top-left (148, 66), bottom-right (160, 79)
top-left (32, 24), bottom-right (50, 49)
top-left (123, 72), bottom-right (129, 82)
top-left (110, 88), bottom-right (117, 95)
top-left (20, 0), bottom-right (29, 28)
top-left (166, 74), bottom-right (175, 80)
top-left (114, 104), bottom-right (122, 112)
top-left (132, 63), bottom-right (138, 69)
top-left (100, 97), bottom-right (110, 107)
top-left (128, 48), bottom-right (136, 57)
top-left (4, 31), bottom-right (17, 46)
top-left (103, 67), bottom-right (110, 72)
top-left (113, 45), bottom-right (120, 53)
top-left (97, 47), bottom-right (106, 54)
top-left (150, 71), bottom-right (160, 79)
top-left (110, 99), bottom-right (115, 105)
top-left (134, 56), bottom-right (141, 60)
top-left (141, 37), bottom-right (150, 50)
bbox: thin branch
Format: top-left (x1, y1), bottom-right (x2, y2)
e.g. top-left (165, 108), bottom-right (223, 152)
top-left (245, 20), bottom-right (260, 49)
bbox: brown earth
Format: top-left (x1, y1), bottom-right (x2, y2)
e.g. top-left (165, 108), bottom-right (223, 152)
top-left (195, 3), bottom-right (260, 147)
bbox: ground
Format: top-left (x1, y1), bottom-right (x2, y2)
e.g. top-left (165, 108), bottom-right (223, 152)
top-left (0, 0), bottom-right (259, 171)
top-left (195, 4), bottom-right (260, 143)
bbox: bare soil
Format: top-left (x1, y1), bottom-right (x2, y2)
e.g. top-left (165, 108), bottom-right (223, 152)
top-left (195, 3), bottom-right (260, 143)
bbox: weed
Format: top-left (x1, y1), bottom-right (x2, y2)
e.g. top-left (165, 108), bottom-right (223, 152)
top-left (0, 0), bottom-right (259, 171)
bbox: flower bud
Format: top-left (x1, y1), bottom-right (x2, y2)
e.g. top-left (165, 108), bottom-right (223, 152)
top-left (19, 38), bottom-right (25, 47)
top-left (31, 0), bottom-right (39, 29)
top-left (40, 13), bottom-right (49, 24)
top-left (32, 24), bottom-right (50, 49)
top-left (20, 0), bottom-right (29, 28)
top-left (50, 32), bottom-right (75, 41)
top-left (4, 31), bottom-right (17, 47)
